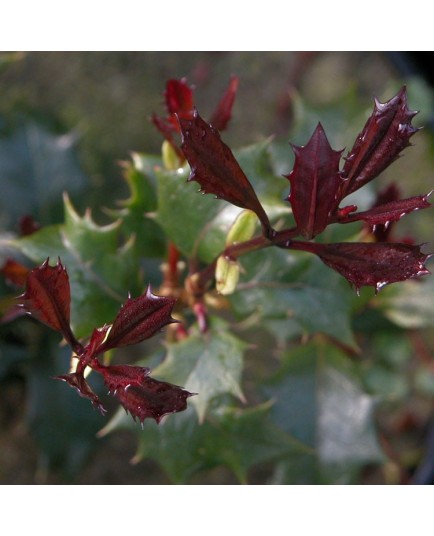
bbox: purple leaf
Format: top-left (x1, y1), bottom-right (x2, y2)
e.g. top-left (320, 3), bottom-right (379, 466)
top-left (179, 110), bottom-right (273, 237)
top-left (341, 87), bottom-right (419, 197)
top-left (18, 258), bottom-right (80, 351)
top-left (336, 191), bottom-right (431, 228)
top-left (291, 240), bottom-right (431, 293)
top-left (209, 75), bottom-right (239, 131)
top-left (95, 364), bottom-right (194, 424)
top-left (56, 372), bottom-right (106, 415)
top-left (96, 286), bottom-right (177, 353)
top-left (284, 123), bottom-right (344, 239)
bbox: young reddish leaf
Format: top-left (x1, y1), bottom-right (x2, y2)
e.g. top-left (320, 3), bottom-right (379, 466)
top-left (209, 75), bottom-right (239, 131)
top-left (96, 286), bottom-right (177, 353)
top-left (179, 110), bottom-right (273, 237)
top-left (165, 78), bottom-right (195, 119)
top-left (19, 215), bottom-right (41, 236)
top-left (18, 258), bottom-right (80, 351)
top-left (335, 192), bottom-right (431, 228)
top-left (0, 258), bottom-right (30, 287)
top-left (341, 87), bottom-right (419, 197)
top-left (95, 363), bottom-right (194, 424)
top-left (56, 372), bottom-right (106, 415)
top-left (284, 123), bottom-right (344, 239)
top-left (291, 240), bottom-right (431, 293)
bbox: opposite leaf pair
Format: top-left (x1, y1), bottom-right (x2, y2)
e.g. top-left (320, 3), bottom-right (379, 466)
top-left (18, 258), bottom-right (194, 423)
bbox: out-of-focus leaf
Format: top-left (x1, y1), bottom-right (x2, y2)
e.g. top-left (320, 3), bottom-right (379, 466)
top-left (0, 122), bottom-right (88, 229)
top-left (284, 123), bottom-right (343, 239)
top-left (209, 75), bottom-right (239, 131)
top-left (179, 111), bottom-right (273, 236)
top-left (381, 276), bottom-right (434, 328)
top-left (153, 317), bottom-right (247, 422)
top-left (263, 341), bottom-right (384, 483)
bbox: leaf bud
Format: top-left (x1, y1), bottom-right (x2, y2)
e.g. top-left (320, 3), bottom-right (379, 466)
top-left (225, 209), bottom-right (257, 247)
top-left (215, 255), bottom-right (240, 295)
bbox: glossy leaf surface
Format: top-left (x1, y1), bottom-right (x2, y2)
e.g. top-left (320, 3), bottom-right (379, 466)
top-left (179, 110), bottom-right (273, 236)
top-left (284, 123), bottom-right (343, 239)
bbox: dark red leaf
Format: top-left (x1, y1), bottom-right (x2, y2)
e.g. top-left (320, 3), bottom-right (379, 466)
top-left (284, 123), bottom-right (344, 239)
top-left (179, 110), bottom-right (273, 237)
top-left (209, 75), bottom-right (239, 131)
top-left (291, 240), bottom-right (431, 293)
top-left (19, 215), bottom-right (41, 236)
top-left (0, 258), bottom-right (30, 287)
top-left (56, 372), bottom-right (106, 415)
top-left (95, 363), bottom-right (194, 424)
top-left (341, 87), bottom-right (419, 197)
top-left (165, 78), bottom-right (194, 119)
top-left (85, 325), bottom-right (111, 358)
top-left (18, 258), bottom-right (80, 350)
top-left (335, 192), bottom-right (431, 228)
top-left (96, 286), bottom-right (177, 353)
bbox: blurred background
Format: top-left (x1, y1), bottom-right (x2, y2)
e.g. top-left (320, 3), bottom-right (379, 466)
top-left (0, 51), bottom-right (433, 483)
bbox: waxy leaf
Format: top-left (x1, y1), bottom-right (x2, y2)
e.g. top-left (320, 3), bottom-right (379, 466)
top-left (284, 123), bottom-right (343, 239)
top-left (56, 372), bottom-right (106, 415)
top-left (96, 286), bottom-right (177, 353)
top-left (335, 192), bottom-right (432, 228)
top-left (292, 241), bottom-right (431, 293)
top-left (341, 87), bottom-right (419, 197)
top-left (18, 258), bottom-right (79, 350)
top-left (96, 364), bottom-right (193, 424)
top-left (179, 110), bottom-right (273, 237)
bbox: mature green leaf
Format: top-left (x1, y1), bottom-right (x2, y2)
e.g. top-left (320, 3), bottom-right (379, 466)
top-left (12, 196), bottom-right (140, 338)
top-left (107, 155), bottom-right (165, 257)
top-left (0, 122), bottom-right (88, 229)
top-left (153, 317), bottom-right (247, 422)
top-left (263, 341), bottom-right (384, 483)
top-left (103, 402), bottom-right (310, 484)
top-left (231, 249), bottom-right (357, 348)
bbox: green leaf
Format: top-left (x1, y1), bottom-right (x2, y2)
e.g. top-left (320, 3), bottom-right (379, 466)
top-left (0, 121), bottom-right (88, 229)
top-left (231, 249), bottom-right (357, 348)
top-left (153, 317), bottom-right (247, 422)
top-left (12, 195), bottom-right (140, 338)
top-left (103, 402), bottom-right (310, 484)
top-left (263, 341), bottom-right (384, 483)
top-left (107, 155), bottom-right (165, 257)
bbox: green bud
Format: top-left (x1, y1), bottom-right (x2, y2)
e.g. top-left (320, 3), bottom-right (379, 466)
top-left (226, 210), bottom-right (257, 246)
top-left (215, 255), bottom-right (240, 295)
top-left (162, 140), bottom-right (182, 171)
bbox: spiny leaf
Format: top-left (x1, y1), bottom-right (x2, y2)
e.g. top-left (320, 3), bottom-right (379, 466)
top-left (341, 86), bottom-right (419, 197)
top-left (95, 364), bottom-right (194, 424)
top-left (55, 372), bottom-right (106, 415)
top-left (179, 110), bottom-right (273, 237)
top-left (335, 191), bottom-right (432, 228)
top-left (18, 258), bottom-right (80, 350)
top-left (291, 240), bottom-right (431, 293)
top-left (96, 286), bottom-right (177, 353)
top-left (284, 123), bottom-right (343, 239)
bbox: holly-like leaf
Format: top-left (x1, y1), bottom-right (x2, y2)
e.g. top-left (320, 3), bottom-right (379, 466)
top-left (341, 86), bottom-right (419, 197)
top-left (179, 110), bottom-right (273, 237)
top-left (209, 75), bottom-right (239, 131)
top-left (292, 240), bottom-right (431, 293)
top-left (154, 317), bottom-right (247, 422)
top-left (95, 286), bottom-right (177, 353)
top-left (336, 192), bottom-right (431, 228)
top-left (284, 123), bottom-right (344, 239)
top-left (18, 258), bottom-right (80, 350)
top-left (95, 364), bottom-right (193, 424)
top-left (56, 372), bottom-right (106, 415)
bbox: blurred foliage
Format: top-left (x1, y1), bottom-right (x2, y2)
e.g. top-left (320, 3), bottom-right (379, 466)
top-left (1, 52), bottom-right (434, 483)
